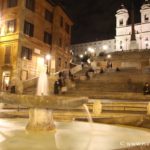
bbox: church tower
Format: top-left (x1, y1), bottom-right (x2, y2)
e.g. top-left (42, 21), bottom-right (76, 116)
top-left (140, 0), bottom-right (150, 49)
top-left (140, 0), bottom-right (150, 24)
top-left (116, 4), bottom-right (129, 28)
top-left (115, 4), bottom-right (129, 51)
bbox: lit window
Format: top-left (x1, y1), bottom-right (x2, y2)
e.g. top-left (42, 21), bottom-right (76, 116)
top-left (7, 20), bottom-right (16, 33)
top-left (21, 47), bottom-right (32, 60)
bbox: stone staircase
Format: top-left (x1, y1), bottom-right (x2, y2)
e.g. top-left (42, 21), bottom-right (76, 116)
top-left (102, 101), bottom-right (147, 113)
top-left (67, 71), bottom-right (150, 96)
top-left (22, 67), bottom-right (150, 115)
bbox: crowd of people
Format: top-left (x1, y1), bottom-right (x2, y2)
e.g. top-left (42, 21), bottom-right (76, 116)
top-left (54, 70), bottom-right (74, 95)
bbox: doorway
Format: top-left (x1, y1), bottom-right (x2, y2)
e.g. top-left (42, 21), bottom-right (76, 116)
top-left (2, 71), bottom-right (10, 91)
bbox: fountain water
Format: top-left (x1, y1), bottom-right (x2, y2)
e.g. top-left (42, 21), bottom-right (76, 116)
top-left (36, 66), bottom-right (49, 96)
top-left (26, 66), bottom-right (55, 131)
top-left (83, 104), bottom-right (93, 123)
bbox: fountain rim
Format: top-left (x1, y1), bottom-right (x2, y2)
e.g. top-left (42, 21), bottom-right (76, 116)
top-left (0, 92), bottom-right (88, 109)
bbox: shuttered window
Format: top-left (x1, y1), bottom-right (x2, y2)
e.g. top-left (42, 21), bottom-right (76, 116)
top-left (21, 47), bottom-right (32, 60)
top-left (45, 9), bottom-right (53, 23)
top-left (5, 46), bottom-right (11, 64)
top-left (26, 0), bottom-right (35, 11)
top-left (24, 21), bottom-right (34, 37)
top-left (7, 0), bottom-right (17, 8)
top-left (44, 32), bottom-right (52, 45)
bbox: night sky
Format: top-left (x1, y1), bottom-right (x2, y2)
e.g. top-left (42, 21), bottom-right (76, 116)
top-left (54, 0), bottom-right (145, 44)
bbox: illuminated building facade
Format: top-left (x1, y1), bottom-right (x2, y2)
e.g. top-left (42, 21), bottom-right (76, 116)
top-left (0, 0), bottom-right (73, 90)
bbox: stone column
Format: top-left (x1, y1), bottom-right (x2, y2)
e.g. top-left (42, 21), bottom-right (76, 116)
top-left (26, 108), bottom-right (55, 131)
top-left (147, 102), bottom-right (150, 115)
top-left (93, 100), bottom-right (102, 115)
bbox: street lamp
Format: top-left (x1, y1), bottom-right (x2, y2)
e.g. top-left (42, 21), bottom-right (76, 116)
top-left (88, 47), bottom-right (95, 53)
top-left (102, 45), bottom-right (108, 51)
top-left (87, 47), bottom-right (95, 59)
top-left (80, 54), bottom-right (83, 58)
top-left (107, 54), bottom-right (112, 59)
top-left (45, 54), bottom-right (51, 75)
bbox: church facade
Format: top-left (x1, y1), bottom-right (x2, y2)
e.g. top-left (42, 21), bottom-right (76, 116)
top-left (116, 1), bottom-right (150, 51)
top-left (72, 1), bottom-right (150, 57)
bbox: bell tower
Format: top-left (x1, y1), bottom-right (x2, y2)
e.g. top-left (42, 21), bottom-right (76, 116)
top-left (140, 0), bottom-right (150, 24)
top-left (116, 4), bottom-right (129, 28)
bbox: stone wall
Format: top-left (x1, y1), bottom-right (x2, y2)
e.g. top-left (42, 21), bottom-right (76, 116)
top-left (97, 50), bottom-right (150, 69)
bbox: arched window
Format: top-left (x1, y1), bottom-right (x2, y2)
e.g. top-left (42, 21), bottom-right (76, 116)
top-left (119, 19), bottom-right (123, 26)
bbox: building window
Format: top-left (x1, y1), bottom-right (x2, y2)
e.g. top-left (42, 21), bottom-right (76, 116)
top-left (26, 0), bottom-right (35, 11)
top-left (46, 0), bottom-right (54, 5)
top-left (60, 16), bottom-right (63, 27)
top-left (21, 47), bottom-right (32, 60)
top-left (65, 23), bottom-right (70, 34)
top-left (119, 19), bottom-right (123, 26)
top-left (7, 20), bottom-right (16, 33)
top-left (7, 0), bottom-right (17, 8)
top-left (144, 14), bottom-right (149, 22)
top-left (145, 38), bottom-right (149, 49)
top-left (24, 21), bottom-right (34, 37)
top-left (45, 9), bottom-right (53, 23)
top-left (4, 46), bottom-right (11, 64)
top-left (58, 58), bottom-right (61, 67)
top-left (44, 32), bottom-right (52, 45)
top-left (65, 61), bottom-right (67, 68)
top-left (58, 38), bottom-right (62, 47)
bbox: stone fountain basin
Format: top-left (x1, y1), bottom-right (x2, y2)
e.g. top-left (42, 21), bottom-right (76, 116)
top-left (1, 119), bottom-right (150, 150)
top-left (0, 92), bottom-right (88, 109)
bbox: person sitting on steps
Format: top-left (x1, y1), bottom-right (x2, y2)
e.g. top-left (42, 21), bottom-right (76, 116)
top-left (143, 82), bottom-right (150, 95)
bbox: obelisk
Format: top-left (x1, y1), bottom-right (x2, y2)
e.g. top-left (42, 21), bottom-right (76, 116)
top-left (130, 0), bottom-right (139, 50)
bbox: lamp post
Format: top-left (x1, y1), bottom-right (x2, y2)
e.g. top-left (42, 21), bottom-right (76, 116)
top-left (87, 47), bottom-right (95, 59)
top-left (45, 54), bottom-right (51, 75)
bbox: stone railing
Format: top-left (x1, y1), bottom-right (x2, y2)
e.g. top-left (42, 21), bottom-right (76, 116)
top-left (23, 77), bottom-right (38, 90)
top-left (70, 64), bottom-right (82, 75)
